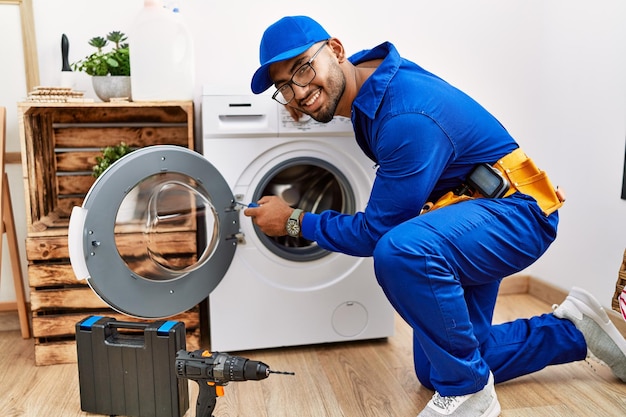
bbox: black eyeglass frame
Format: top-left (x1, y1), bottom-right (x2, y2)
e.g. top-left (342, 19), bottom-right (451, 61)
top-left (271, 40), bottom-right (330, 105)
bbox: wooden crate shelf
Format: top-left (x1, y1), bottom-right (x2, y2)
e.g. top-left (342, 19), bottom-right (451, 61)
top-left (18, 101), bottom-right (201, 365)
top-left (18, 101), bottom-right (195, 237)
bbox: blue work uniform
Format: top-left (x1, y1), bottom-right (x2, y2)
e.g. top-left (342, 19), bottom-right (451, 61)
top-left (300, 42), bottom-right (586, 396)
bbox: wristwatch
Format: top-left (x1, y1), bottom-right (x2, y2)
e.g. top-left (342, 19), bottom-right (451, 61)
top-left (286, 209), bottom-right (303, 237)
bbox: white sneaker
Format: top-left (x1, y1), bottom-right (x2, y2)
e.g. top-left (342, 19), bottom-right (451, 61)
top-left (418, 372), bottom-right (500, 417)
top-left (553, 286), bottom-right (626, 381)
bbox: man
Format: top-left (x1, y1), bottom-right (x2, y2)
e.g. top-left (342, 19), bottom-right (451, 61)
top-left (245, 15), bottom-right (626, 417)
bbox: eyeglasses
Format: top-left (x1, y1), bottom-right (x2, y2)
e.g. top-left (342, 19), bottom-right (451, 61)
top-left (272, 41), bottom-right (329, 105)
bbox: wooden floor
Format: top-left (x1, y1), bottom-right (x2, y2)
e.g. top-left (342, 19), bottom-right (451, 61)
top-left (2, 292), bottom-right (626, 417)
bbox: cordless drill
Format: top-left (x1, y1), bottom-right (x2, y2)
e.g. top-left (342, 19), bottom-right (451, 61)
top-left (175, 349), bottom-right (294, 417)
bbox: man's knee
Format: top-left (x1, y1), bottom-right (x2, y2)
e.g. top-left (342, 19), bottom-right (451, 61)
top-left (373, 227), bottom-right (429, 287)
top-left (372, 232), bottom-right (394, 270)
top-left (372, 231), bottom-right (403, 286)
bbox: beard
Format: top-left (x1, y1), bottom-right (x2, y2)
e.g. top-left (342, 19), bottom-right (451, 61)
top-left (309, 62), bottom-right (346, 123)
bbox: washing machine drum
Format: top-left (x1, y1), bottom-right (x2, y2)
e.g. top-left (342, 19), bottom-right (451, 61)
top-left (68, 145), bottom-right (238, 318)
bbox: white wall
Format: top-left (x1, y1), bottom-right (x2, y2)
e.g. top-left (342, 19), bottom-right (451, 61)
top-left (1, 0), bottom-right (624, 309)
top-left (522, 1), bottom-right (626, 306)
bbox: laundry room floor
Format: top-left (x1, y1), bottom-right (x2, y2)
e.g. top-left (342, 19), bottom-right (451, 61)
top-left (1, 276), bottom-right (626, 417)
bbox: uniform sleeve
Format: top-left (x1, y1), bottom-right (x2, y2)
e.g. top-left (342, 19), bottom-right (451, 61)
top-left (301, 113), bottom-right (455, 256)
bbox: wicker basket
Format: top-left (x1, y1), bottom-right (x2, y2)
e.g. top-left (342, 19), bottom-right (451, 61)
top-left (611, 249), bottom-right (626, 313)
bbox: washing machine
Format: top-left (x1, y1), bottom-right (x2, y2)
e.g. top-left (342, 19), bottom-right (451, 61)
top-left (67, 89), bottom-right (394, 352)
top-left (203, 90), bottom-right (394, 351)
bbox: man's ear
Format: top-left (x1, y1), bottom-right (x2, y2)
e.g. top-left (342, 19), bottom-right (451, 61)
top-left (327, 38), bottom-right (346, 63)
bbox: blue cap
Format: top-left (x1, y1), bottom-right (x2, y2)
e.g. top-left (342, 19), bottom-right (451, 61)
top-left (251, 16), bottom-right (330, 94)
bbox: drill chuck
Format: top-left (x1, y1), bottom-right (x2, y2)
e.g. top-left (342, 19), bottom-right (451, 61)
top-left (213, 353), bottom-right (270, 381)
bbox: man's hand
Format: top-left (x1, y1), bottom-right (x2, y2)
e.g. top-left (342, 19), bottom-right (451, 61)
top-left (285, 105), bottom-right (304, 122)
top-left (243, 195), bottom-right (296, 236)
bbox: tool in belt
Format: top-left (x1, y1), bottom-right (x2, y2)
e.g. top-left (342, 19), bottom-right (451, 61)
top-left (421, 148), bottom-right (565, 216)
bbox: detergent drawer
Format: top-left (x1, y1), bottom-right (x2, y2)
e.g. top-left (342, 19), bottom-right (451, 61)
top-left (202, 91), bottom-right (279, 138)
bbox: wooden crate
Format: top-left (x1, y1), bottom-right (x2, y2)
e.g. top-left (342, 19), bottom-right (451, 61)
top-left (612, 249), bottom-right (626, 314)
top-left (17, 101), bottom-right (202, 365)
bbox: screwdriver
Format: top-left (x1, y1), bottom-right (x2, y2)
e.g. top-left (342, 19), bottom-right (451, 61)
top-left (235, 201), bottom-right (259, 208)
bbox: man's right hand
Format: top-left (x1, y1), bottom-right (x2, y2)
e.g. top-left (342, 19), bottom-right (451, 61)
top-left (285, 105), bottom-right (304, 122)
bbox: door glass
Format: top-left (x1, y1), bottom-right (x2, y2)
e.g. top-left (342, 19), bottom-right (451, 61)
top-left (114, 172), bottom-right (218, 281)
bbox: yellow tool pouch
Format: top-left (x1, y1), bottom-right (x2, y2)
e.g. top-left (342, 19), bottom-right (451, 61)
top-left (493, 148), bottom-right (564, 216)
top-left (422, 148), bottom-right (564, 216)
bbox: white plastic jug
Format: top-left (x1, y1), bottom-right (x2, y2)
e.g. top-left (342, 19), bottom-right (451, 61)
top-left (130, 0), bottom-right (195, 101)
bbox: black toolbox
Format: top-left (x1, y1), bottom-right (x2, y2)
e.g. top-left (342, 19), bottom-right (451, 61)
top-left (75, 316), bottom-right (189, 417)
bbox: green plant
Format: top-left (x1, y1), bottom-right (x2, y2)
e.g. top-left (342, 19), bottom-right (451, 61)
top-left (93, 142), bottom-right (133, 178)
top-left (72, 31), bottom-right (130, 76)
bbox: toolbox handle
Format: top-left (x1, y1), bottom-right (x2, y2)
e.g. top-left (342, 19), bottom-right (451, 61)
top-left (105, 320), bottom-right (179, 335)
top-left (106, 321), bottom-right (150, 331)
top-left (103, 321), bottom-right (152, 349)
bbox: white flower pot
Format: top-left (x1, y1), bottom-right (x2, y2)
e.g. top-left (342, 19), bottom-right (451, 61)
top-left (92, 75), bottom-right (132, 102)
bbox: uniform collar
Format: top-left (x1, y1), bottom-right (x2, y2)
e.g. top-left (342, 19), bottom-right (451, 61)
top-left (349, 42), bottom-right (401, 120)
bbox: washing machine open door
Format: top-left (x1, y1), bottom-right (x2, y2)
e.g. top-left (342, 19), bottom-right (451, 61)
top-left (68, 145), bottom-right (239, 319)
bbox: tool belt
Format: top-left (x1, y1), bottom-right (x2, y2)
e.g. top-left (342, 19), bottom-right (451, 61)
top-left (422, 148), bottom-right (565, 216)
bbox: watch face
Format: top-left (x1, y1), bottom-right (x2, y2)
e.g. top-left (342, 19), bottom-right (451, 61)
top-left (286, 219), bottom-right (300, 237)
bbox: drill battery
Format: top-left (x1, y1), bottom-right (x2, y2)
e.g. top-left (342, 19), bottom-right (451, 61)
top-left (75, 316), bottom-right (189, 417)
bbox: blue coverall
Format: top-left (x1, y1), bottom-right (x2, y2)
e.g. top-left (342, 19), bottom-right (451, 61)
top-left (300, 42), bottom-right (587, 396)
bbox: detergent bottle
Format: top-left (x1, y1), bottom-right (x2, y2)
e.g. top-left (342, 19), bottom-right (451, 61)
top-left (130, 0), bottom-right (195, 101)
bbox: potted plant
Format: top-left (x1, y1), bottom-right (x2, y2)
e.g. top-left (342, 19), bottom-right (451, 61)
top-left (93, 142), bottom-right (137, 222)
top-left (73, 31), bottom-right (131, 102)
top-left (92, 142), bottom-right (133, 178)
